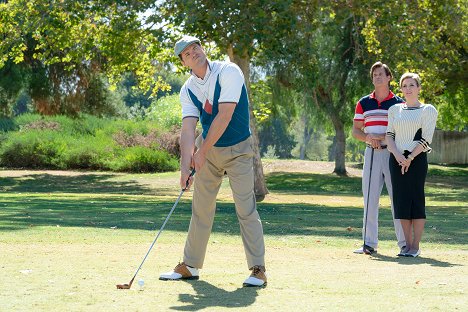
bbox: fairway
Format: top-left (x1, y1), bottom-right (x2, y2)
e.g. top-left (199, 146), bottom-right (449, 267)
top-left (1, 160), bottom-right (467, 311)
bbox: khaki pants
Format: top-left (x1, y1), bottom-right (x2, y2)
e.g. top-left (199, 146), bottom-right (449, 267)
top-left (183, 136), bottom-right (265, 269)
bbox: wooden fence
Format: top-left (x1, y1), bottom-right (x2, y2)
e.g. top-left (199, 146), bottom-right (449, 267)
top-left (428, 130), bottom-right (468, 164)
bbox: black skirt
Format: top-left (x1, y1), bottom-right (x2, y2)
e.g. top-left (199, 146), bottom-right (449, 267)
top-left (389, 151), bottom-right (428, 219)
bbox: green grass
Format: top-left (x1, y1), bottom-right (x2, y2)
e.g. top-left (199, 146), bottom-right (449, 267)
top-left (0, 160), bottom-right (466, 311)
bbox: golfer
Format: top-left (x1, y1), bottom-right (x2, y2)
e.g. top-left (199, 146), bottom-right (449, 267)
top-left (352, 61), bottom-right (406, 255)
top-left (386, 73), bottom-right (438, 257)
top-left (159, 35), bottom-right (267, 287)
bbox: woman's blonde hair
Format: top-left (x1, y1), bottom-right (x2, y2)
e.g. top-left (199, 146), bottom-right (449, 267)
top-left (399, 73), bottom-right (421, 88)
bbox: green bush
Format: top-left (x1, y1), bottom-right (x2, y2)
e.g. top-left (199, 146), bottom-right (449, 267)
top-left (0, 130), bottom-right (68, 168)
top-left (111, 146), bottom-right (178, 172)
top-left (146, 94), bottom-right (182, 129)
top-left (0, 114), bottom-right (179, 172)
top-left (61, 135), bottom-right (115, 170)
top-left (0, 117), bottom-right (18, 132)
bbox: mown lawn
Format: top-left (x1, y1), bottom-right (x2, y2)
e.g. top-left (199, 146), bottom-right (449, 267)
top-left (0, 160), bottom-right (466, 311)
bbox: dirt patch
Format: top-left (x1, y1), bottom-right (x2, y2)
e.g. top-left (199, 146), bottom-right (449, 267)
top-left (262, 159), bottom-right (362, 177)
top-left (0, 160), bottom-right (362, 178)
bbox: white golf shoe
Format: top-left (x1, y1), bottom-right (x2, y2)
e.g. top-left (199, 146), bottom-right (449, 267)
top-left (243, 265), bottom-right (267, 287)
top-left (159, 262), bottom-right (199, 280)
top-left (353, 244), bottom-right (376, 254)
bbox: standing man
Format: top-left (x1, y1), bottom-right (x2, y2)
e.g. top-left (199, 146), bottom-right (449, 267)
top-left (352, 61), bottom-right (406, 255)
top-left (159, 35), bottom-right (267, 287)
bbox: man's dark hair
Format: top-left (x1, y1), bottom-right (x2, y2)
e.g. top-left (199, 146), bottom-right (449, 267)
top-left (370, 61), bottom-right (393, 80)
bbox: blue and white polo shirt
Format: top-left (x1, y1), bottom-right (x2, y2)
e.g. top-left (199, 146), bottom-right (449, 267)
top-left (180, 60), bottom-right (251, 147)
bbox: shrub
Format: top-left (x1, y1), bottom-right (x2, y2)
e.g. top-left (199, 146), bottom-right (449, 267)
top-left (0, 117), bottom-right (18, 132)
top-left (61, 135), bottom-right (115, 170)
top-left (146, 94), bottom-right (182, 128)
top-left (0, 114), bottom-right (180, 172)
top-left (0, 130), bottom-right (67, 168)
top-left (113, 129), bottom-right (159, 148)
top-left (156, 126), bottom-right (181, 157)
top-left (111, 147), bottom-right (178, 173)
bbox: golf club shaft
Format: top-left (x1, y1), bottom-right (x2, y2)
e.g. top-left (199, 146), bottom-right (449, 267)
top-left (129, 169), bottom-right (196, 282)
top-left (363, 148), bottom-right (374, 250)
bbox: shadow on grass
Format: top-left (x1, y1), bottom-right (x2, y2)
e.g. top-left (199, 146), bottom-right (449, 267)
top-left (170, 280), bottom-right (260, 311)
top-left (369, 253), bottom-right (461, 268)
top-left (266, 172), bottom-right (362, 196)
top-left (0, 173), bottom-right (158, 195)
top-left (1, 195), bottom-right (466, 245)
top-left (0, 169), bottom-right (466, 245)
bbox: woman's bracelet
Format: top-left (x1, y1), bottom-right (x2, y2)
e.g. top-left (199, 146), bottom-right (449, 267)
top-left (407, 154), bottom-right (415, 161)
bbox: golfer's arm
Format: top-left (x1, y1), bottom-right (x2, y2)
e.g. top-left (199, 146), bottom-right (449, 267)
top-left (198, 103), bottom-right (236, 155)
top-left (352, 120), bottom-right (368, 142)
top-left (352, 120), bottom-right (384, 143)
top-left (180, 117), bottom-right (197, 172)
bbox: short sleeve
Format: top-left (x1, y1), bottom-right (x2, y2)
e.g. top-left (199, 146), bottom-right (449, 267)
top-left (386, 105), bottom-right (396, 138)
top-left (353, 101), bottom-right (364, 121)
top-left (180, 84), bottom-right (200, 119)
top-left (218, 63), bottom-right (245, 104)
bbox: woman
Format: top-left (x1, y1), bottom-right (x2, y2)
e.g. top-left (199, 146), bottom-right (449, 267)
top-left (386, 73), bottom-right (438, 257)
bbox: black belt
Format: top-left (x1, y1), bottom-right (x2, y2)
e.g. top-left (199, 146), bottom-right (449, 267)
top-left (367, 145), bottom-right (387, 149)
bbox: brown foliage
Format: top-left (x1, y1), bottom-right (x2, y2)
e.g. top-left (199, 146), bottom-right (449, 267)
top-left (113, 130), bottom-right (160, 148)
top-left (22, 120), bottom-right (61, 131)
top-left (156, 126), bottom-right (181, 157)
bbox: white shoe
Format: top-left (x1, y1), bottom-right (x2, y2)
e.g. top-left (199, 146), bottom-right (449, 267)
top-left (353, 245), bottom-right (376, 254)
top-left (397, 246), bottom-right (408, 256)
top-left (159, 262), bottom-right (199, 280)
top-left (406, 249), bottom-right (421, 257)
top-left (243, 265), bottom-right (267, 287)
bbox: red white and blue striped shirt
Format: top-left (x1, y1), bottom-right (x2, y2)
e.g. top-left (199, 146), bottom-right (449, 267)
top-left (354, 91), bottom-right (404, 134)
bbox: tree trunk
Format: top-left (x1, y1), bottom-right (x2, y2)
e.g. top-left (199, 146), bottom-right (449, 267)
top-left (227, 45), bottom-right (269, 201)
top-left (313, 87), bottom-right (348, 176)
top-left (330, 114), bottom-right (347, 176)
top-left (300, 115), bottom-right (312, 160)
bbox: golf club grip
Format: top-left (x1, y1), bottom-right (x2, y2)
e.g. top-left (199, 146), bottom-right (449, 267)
top-left (183, 168), bottom-right (196, 190)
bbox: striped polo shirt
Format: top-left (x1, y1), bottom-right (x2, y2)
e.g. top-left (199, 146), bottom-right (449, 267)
top-left (386, 103), bottom-right (438, 153)
top-left (354, 91), bottom-right (404, 134)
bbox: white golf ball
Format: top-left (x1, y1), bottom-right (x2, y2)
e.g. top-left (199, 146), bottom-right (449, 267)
top-left (138, 279), bottom-right (144, 287)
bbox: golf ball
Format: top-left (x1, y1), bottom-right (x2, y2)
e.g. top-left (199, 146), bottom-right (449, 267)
top-left (138, 279), bottom-right (144, 287)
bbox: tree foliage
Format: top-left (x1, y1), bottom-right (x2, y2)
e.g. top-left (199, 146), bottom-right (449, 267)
top-left (0, 0), bottom-right (171, 115)
top-left (358, 0), bottom-right (467, 130)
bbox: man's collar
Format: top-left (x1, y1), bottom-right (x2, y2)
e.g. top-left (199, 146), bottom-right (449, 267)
top-left (370, 90), bottom-right (395, 102)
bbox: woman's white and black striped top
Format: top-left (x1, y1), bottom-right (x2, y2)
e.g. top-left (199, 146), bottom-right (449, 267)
top-left (386, 103), bottom-right (438, 154)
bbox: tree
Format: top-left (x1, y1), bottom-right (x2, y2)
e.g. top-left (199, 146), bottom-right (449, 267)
top-left (358, 0), bottom-right (468, 130)
top-left (262, 3), bottom-right (370, 175)
top-left (0, 0), bottom-right (169, 115)
top-left (155, 0), bottom-right (302, 199)
top-left (0, 61), bottom-right (28, 115)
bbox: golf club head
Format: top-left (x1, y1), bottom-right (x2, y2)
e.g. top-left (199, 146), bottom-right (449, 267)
top-left (116, 277), bottom-right (134, 289)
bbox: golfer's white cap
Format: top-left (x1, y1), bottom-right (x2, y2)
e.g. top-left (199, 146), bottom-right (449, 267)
top-left (174, 35), bottom-right (201, 57)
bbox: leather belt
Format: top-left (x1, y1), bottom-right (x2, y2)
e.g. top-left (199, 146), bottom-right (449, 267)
top-left (366, 145), bottom-right (387, 149)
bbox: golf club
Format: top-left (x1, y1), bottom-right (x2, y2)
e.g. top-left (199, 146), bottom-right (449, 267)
top-left (362, 147), bottom-right (374, 255)
top-left (116, 168), bottom-right (196, 289)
